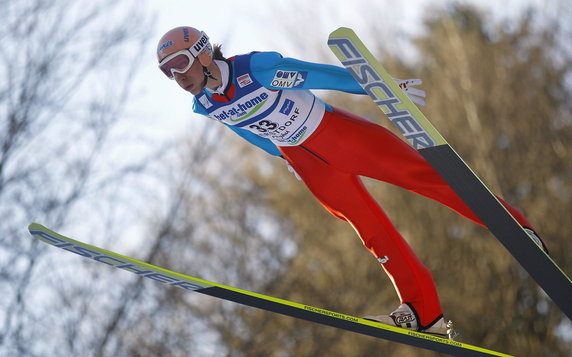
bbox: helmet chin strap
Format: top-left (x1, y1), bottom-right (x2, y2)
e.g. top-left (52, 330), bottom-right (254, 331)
top-left (201, 66), bottom-right (217, 88)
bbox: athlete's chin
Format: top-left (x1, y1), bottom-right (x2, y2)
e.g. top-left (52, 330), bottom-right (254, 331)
top-left (186, 85), bottom-right (202, 95)
top-left (177, 81), bottom-right (198, 94)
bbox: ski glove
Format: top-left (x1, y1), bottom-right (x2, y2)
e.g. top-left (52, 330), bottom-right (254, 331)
top-left (395, 78), bottom-right (426, 106)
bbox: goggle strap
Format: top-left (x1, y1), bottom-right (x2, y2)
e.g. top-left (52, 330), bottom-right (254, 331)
top-left (189, 31), bottom-right (211, 57)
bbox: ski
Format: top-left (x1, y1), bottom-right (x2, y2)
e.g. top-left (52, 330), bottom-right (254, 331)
top-left (28, 223), bottom-right (510, 357)
top-left (328, 27), bottom-right (572, 320)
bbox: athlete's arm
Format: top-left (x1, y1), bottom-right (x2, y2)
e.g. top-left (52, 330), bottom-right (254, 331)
top-left (250, 51), bottom-right (367, 94)
top-left (224, 124), bottom-right (282, 156)
top-left (250, 52), bottom-right (426, 105)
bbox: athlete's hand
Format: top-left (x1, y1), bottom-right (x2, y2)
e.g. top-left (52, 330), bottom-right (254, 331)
top-left (395, 78), bottom-right (426, 106)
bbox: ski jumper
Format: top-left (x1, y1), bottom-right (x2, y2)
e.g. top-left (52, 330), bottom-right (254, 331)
top-left (192, 52), bottom-right (534, 328)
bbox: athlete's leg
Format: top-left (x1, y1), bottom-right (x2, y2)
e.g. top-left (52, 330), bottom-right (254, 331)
top-left (279, 145), bottom-right (444, 328)
top-left (309, 107), bottom-right (533, 229)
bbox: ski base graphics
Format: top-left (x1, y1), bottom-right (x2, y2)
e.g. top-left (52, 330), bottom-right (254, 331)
top-left (28, 223), bottom-right (510, 357)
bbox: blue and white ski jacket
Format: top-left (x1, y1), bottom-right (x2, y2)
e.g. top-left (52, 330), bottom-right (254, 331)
top-left (192, 51), bottom-right (369, 157)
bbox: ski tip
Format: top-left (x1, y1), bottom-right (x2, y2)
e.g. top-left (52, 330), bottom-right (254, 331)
top-left (28, 222), bottom-right (48, 234)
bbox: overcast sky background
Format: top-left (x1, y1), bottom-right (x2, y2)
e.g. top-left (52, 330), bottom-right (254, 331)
top-left (86, 0), bottom-right (550, 254)
top-left (125, 0), bottom-right (545, 146)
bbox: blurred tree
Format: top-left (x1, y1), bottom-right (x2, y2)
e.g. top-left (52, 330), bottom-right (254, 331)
top-left (411, 4), bottom-right (572, 355)
top-left (80, 2), bottom-right (572, 357)
top-left (98, 125), bottom-right (299, 357)
top-left (0, 1), bottom-right (151, 356)
top-left (153, 2), bottom-right (571, 357)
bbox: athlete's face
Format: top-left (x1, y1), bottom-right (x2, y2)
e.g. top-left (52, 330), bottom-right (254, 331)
top-left (173, 60), bottom-right (204, 95)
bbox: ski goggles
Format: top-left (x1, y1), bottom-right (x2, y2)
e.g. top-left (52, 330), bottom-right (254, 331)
top-left (158, 49), bottom-right (196, 79)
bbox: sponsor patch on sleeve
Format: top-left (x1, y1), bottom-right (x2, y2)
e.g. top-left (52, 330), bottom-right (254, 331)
top-left (271, 71), bottom-right (307, 89)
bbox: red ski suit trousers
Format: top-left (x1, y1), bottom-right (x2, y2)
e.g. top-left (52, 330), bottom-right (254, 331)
top-left (278, 107), bottom-right (532, 327)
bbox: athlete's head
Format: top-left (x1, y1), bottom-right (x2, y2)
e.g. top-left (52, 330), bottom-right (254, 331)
top-left (157, 26), bottom-right (215, 94)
